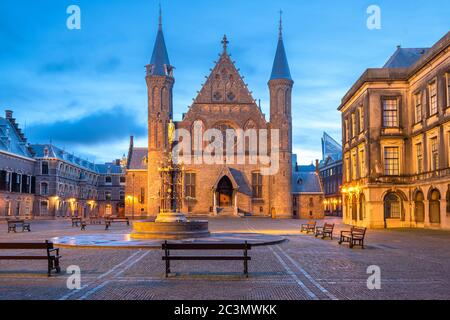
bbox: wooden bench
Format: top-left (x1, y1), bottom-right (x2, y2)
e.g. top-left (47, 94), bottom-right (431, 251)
top-left (162, 241), bottom-right (251, 278)
top-left (71, 217), bottom-right (82, 227)
top-left (89, 216), bottom-right (102, 225)
top-left (6, 219), bottom-right (31, 233)
top-left (0, 241), bottom-right (61, 276)
top-left (339, 226), bottom-right (367, 249)
top-left (315, 223), bottom-right (335, 239)
top-left (105, 217), bottom-right (130, 230)
top-left (301, 221), bottom-right (316, 234)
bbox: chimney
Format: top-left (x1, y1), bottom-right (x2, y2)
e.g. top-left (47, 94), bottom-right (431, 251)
top-left (315, 159), bottom-right (320, 174)
top-left (5, 110), bottom-right (13, 119)
top-left (130, 135), bottom-right (134, 148)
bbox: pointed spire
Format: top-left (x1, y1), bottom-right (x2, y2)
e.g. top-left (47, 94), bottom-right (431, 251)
top-left (148, 4), bottom-right (172, 77)
top-left (270, 11), bottom-right (292, 81)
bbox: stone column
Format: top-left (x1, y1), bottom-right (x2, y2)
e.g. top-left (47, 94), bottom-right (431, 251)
top-left (213, 191), bottom-right (217, 215)
top-left (234, 191), bottom-right (238, 216)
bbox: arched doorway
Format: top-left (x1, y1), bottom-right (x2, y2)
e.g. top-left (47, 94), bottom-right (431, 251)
top-left (414, 191), bottom-right (425, 223)
top-left (217, 176), bottom-right (233, 207)
top-left (429, 189), bottom-right (441, 224)
top-left (384, 192), bottom-right (401, 228)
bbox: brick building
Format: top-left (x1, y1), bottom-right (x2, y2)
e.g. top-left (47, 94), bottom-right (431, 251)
top-left (125, 12), bottom-right (314, 218)
top-left (0, 110), bottom-right (35, 217)
top-left (339, 31), bottom-right (450, 230)
top-left (292, 162), bottom-right (324, 220)
top-left (0, 110), bottom-right (126, 219)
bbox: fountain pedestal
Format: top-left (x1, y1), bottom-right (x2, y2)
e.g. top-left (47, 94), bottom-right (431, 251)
top-left (130, 219), bottom-right (210, 240)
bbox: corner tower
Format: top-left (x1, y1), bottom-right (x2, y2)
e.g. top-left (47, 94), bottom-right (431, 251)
top-left (268, 12), bottom-right (293, 218)
top-left (146, 7), bottom-right (174, 216)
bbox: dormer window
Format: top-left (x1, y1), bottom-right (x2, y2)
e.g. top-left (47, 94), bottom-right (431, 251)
top-left (105, 176), bottom-right (112, 184)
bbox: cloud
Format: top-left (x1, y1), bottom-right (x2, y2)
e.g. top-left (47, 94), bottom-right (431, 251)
top-left (26, 106), bottom-right (146, 145)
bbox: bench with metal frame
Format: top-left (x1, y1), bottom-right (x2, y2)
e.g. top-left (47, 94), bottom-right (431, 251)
top-left (301, 221), bottom-right (316, 234)
top-left (314, 223), bottom-right (335, 239)
top-left (6, 219), bottom-right (31, 233)
top-left (0, 240), bottom-right (61, 276)
top-left (338, 226), bottom-right (367, 249)
top-left (162, 241), bottom-right (251, 278)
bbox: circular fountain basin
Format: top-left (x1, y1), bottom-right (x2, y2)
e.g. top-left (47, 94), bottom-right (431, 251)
top-left (130, 220), bottom-right (210, 240)
top-left (52, 233), bottom-right (285, 249)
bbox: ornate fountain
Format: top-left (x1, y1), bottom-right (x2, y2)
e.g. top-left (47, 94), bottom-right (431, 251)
top-left (131, 121), bottom-right (210, 239)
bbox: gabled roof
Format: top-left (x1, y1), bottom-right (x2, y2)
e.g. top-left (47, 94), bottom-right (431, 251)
top-left (383, 47), bottom-right (429, 68)
top-left (95, 163), bottom-right (123, 174)
top-left (321, 132), bottom-right (342, 162)
top-left (128, 147), bottom-right (148, 170)
top-left (292, 171), bottom-right (322, 194)
top-left (193, 38), bottom-right (256, 105)
top-left (0, 117), bottom-right (33, 159)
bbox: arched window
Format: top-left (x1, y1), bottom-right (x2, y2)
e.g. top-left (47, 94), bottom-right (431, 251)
top-left (384, 192), bottom-right (401, 219)
top-left (414, 191), bottom-right (425, 223)
top-left (429, 189), bottom-right (441, 224)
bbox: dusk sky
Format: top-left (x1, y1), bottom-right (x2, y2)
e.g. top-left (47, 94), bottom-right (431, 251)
top-left (1, 0), bottom-right (449, 164)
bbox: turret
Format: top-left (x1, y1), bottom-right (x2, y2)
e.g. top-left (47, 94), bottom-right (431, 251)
top-left (268, 12), bottom-right (293, 218)
top-left (146, 6), bottom-right (175, 216)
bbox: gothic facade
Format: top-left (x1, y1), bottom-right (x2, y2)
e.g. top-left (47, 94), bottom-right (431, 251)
top-left (125, 13), bottom-right (321, 219)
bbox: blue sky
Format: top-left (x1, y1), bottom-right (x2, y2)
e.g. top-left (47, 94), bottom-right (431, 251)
top-left (1, 0), bottom-right (449, 164)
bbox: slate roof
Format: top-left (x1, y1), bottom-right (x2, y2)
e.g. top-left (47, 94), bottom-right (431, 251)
top-left (383, 47), bottom-right (429, 68)
top-left (0, 117), bottom-right (33, 159)
top-left (270, 35), bottom-right (292, 80)
top-left (31, 144), bottom-right (123, 174)
top-left (298, 164), bottom-right (316, 173)
top-left (128, 147), bottom-right (148, 170)
top-left (292, 171), bottom-right (322, 194)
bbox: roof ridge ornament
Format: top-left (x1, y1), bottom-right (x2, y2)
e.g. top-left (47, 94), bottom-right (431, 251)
top-left (158, 3), bottom-right (162, 30)
top-left (222, 35), bottom-right (229, 54)
top-left (279, 9), bottom-right (283, 39)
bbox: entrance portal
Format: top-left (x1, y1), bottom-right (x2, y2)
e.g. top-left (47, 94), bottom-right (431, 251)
top-left (217, 176), bottom-right (233, 207)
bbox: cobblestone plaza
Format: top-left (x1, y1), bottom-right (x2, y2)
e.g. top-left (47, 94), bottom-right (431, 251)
top-left (0, 218), bottom-right (449, 300)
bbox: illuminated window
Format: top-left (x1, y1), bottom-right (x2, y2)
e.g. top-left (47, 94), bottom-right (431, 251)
top-left (384, 147), bottom-right (399, 176)
top-left (105, 191), bottom-right (112, 201)
top-left (429, 81), bottom-right (438, 115)
top-left (384, 193), bottom-right (401, 219)
top-left (139, 188), bottom-right (145, 204)
top-left (383, 98), bottom-right (399, 127)
top-left (352, 153), bottom-right (357, 180)
top-left (414, 92), bottom-right (422, 123)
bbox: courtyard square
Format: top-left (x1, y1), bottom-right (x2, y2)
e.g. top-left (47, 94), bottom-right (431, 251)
top-left (0, 217), bottom-right (449, 300)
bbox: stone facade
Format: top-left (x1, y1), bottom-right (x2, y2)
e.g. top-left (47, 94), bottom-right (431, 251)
top-left (339, 32), bottom-right (450, 230)
top-left (125, 14), bottom-right (308, 219)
